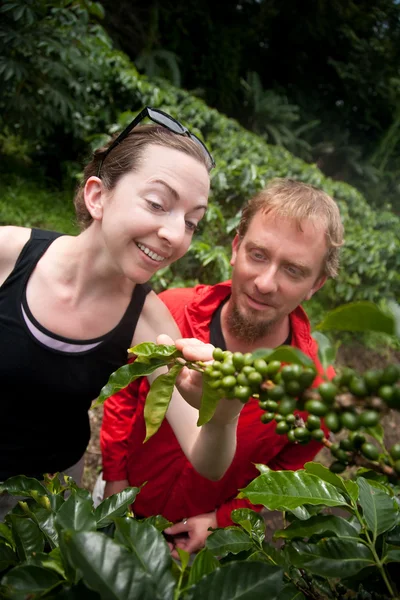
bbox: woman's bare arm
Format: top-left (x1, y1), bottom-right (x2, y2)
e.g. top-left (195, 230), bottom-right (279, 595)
top-left (133, 294), bottom-right (242, 481)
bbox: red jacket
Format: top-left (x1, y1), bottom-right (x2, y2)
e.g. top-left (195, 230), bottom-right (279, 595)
top-left (101, 281), bottom-right (333, 527)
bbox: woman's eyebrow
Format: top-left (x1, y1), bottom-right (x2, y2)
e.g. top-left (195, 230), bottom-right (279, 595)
top-left (148, 179), bottom-right (208, 212)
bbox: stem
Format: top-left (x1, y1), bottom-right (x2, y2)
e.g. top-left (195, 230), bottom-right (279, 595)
top-left (353, 506), bottom-right (397, 599)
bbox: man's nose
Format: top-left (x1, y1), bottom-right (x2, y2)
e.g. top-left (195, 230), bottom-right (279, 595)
top-left (254, 266), bottom-right (279, 295)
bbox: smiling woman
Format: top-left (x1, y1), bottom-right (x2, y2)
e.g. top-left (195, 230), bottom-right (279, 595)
top-left (0, 107), bottom-right (245, 520)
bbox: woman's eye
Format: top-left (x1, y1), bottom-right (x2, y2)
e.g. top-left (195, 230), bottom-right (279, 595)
top-left (185, 221), bottom-right (198, 232)
top-left (148, 201), bottom-right (164, 212)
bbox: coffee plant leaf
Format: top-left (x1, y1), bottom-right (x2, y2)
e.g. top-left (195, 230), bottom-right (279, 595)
top-left (357, 478), bottom-right (399, 539)
top-left (197, 376), bottom-right (221, 427)
top-left (261, 346), bottom-right (314, 367)
top-left (388, 300), bottom-right (400, 338)
top-left (0, 476), bottom-right (48, 499)
top-left (144, 363), bottom-right (184, 441)
top-left (188, 562), bottom-right (284, 600)
top-left (286, 538), bottom-right (375, 578)
top-left (273, 514), bottom-right (360, 541)
top-left (277, 582), bottom-right (307, 600)
top-left (95, 360), bottom-right (167, 406)
top-left (0, 565), bottom-right (62, 597)
top-left (0, 542), bottom-right (17, 572)
top-left (61, 531), bottom-right (165, 599)
top-left (315, 301), bottom-right (396, 335)
top-left (128, 342), bottom-right (182, 361)
top-left (94, 487), bottom-right (140, 528)
top-left (188, 548), bottom-right (219, 587)
top-left (7, 515), bottom-right (44, 560)
top-left (238, 469), bottom-right (350, 511)
top-left (113, 518), bottom-right (175, 593)
top-left (304, 462), bottom-right (359, 503)
top-left (311, 331), bottom-right (337, 371)
top-left (382, 545), bottom-right (400, 564)
top-left (55, 492), bottom-right (96, 533)
top-left (206, 527), bottom-right (253, 558)
top-left (231, 508), bottom-right (266, 543)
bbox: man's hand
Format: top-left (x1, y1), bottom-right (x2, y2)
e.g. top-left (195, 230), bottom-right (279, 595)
top-left (103, 479), bottom-right (129, 499)
top-left (163, 511), bottom-right (218, 558)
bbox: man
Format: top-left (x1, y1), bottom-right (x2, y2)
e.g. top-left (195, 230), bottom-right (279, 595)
top-left (98, 177), bottom-right (343, 556)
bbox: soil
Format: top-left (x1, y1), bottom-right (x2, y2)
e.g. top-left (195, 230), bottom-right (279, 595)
top-left (82, 343), bottom-right (400, 536)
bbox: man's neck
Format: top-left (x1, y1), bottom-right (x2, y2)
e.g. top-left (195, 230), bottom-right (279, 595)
top-left (220, 301), bottom-right (291, 353)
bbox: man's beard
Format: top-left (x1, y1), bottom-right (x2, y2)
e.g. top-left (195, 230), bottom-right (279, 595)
top-left (225, 302), bottom-right (276, 343)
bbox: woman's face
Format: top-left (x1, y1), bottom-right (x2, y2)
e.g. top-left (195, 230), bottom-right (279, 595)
top-left (90, 143), bottom-right (210, 283)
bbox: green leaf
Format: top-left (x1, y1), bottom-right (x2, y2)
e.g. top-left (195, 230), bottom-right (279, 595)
top-left (188, 548), bottom-right (219, 587)
top-left (278, 582), bottom-right (307, 600)
top-left (0, 522), bottom-right (15, 548)
top-left (357, 478), bottom-right (399, 539)
top-left (287, 538), bottom-right (375, 577)
top-left (94, 487), bottom-right (140, 527)
top-left (315, 301), bottom-right (396, 335)
top-left (95, 361), bottom-right (167, 406)
top-left (311, 331), bottom-right (337, 371)
top-left (0, 475), bottom-right (48, 498)
top-left (55, 491), bottom-right (97, 533)
top-left (238, 468), bottom-right (349, 511)
top-left (141, 515), bottom-right (172, 531)
top-left (261, 346), bottom-right (314, 367)
top-left (128, 342), bottom-right (182, 360)
top-left (274, 514), bottom-right (360, 541)
top-left (382, 544), bottom-right (400, 564)
top-left (144, 363), bottom-right (184, 441)
top-left (231, 508), bottom-right (266, 544)
top-left (304, 462), bottom-right (359, 503)
top-left (1, 565), bottom-right (62, 596)
top-left (62, 531), bottom-right (164, 599)
top-left (8, 514), bottom-right (44, 561)
top-left (387, 300), bottom-right (400, 339)
top-left (0, 540), bottom-right (17, 572)
top-left (206, 527), bottom-right (254, 558)
top-left (197, 376), bottom-right (221, 426)
top-left (113, 518), bottom-right (175, 598)
top-left (188, 562), bottom-right (284, 600)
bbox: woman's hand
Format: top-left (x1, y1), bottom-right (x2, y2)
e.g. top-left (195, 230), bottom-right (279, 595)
top-left (156, 334), bottom-right (244, 425)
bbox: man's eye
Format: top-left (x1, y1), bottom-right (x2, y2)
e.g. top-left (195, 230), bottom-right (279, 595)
top-left (286, 266), bottom-right (302, 277)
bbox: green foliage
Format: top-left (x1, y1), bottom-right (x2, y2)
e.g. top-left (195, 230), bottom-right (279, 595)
top-left (1, 467), bottom-right (399, 598)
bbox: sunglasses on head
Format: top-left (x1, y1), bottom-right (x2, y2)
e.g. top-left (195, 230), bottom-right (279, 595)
top-left (96, 106), bottom-right (215, 177)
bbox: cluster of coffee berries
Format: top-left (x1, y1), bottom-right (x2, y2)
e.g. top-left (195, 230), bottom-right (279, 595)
top-left (202, 348), bottom-right (400, 476)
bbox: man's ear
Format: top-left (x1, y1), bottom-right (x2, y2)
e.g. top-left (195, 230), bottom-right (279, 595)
top-left (84, 177), bottom-right (104, 221)
top-left (305, 275), bottom-right (327, 301)
top-left (230, 234), bottom-right (240, 266)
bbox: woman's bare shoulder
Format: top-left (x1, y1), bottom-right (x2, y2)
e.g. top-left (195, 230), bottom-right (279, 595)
top-left (132, 289), bottom-right (181, 345)
top-left (0, 226), bottom-right (31, 285)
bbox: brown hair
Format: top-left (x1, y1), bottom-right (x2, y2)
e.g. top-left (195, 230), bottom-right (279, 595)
top-left (74, 124), bottom-right (212, 230)
top-left (237, 178), bottom-right (344, 278)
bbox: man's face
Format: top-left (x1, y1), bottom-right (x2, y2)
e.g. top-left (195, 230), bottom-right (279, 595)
top-left (228, 211), bottom-right (327, 341)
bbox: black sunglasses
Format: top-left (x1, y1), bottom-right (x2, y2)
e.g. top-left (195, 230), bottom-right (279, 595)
top-left (96, 106), bottom-right (215, 177)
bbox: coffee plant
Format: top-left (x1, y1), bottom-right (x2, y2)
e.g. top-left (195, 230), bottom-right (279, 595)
top-left (1, 300), bottom-right (399, 598)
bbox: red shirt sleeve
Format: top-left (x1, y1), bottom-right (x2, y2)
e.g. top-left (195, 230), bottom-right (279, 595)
top-left (100, 371), bottom-right (142, 481)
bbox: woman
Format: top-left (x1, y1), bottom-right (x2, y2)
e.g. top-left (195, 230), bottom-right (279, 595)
top-left (0, 108), bottom-right (243, 518)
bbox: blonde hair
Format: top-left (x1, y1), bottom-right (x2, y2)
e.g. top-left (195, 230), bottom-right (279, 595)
top-left (74, 124), bottom-right (212, 230)
top-left (237, 178), bottom-right (344, 278)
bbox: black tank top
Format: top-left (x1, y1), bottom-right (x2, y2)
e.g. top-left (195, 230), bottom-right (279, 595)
top-left (0, 229), bottom-right (151, 480)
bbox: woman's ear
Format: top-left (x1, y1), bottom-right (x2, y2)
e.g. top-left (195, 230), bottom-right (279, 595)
top-left (84, 177), bottom-right (104, 221)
